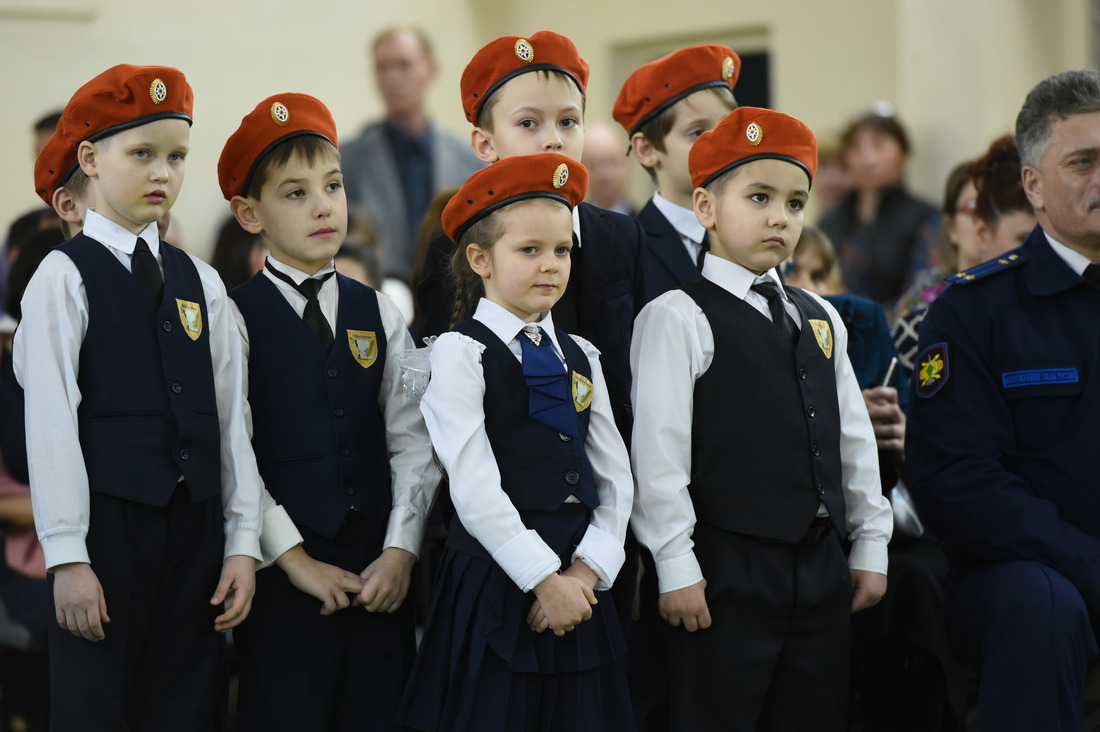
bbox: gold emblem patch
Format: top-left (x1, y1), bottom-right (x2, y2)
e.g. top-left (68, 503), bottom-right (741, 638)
top-left (572, 371), bottom-right (593, 412)
top-left (552, 163), bottom-right (569, 189)
top-left (347, 330), bottom-right (378, 369)
top-left (270, 102), bottom-right (290, 126)
top-left (150, 79), bottom-right (167, 105)
top-left (515, 38), bottom-right (535, 63)
top-left (176, 299), bottom-right (202, 341)
top-left (746, 122), bottom-right (763, 146)
top-left (808, 318), bottom-right (833, 358)
top-left (722, 56), bottom-right (736, 82)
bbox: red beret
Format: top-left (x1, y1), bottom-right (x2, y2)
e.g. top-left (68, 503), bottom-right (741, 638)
top-left (217, 93), bottom-right (338, 200)
top-left (460, 31), bottom-right (589, 125)
top-left (34, 128), bottom-right (79, 206)
top-left (613, 45), bottom-right (741, 136)
top-left (689, 107), bottom-right (818, 189)
top-left (442, 153), bottom-right (588, 243)
top-left (60, 64), bottom-right (192, 145)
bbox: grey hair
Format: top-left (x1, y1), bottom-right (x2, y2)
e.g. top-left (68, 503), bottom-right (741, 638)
top-left (1016, 70), bottom-right (1100, 169)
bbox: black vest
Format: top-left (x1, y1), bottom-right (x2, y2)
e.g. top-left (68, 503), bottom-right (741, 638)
top-left (683, 279), bottom-right (846, 541)
top-left (61, 234), bottom-right (221, 505)
top-left (231, 273), bottom-right (391, 540)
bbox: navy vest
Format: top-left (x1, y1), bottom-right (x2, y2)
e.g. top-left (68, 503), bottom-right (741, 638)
top-left (231, 273), bottom-right (391, 540)
top-left (683, 279), bottom-right (846, 541)
top-left (61, 234), bottom-right (221, 505)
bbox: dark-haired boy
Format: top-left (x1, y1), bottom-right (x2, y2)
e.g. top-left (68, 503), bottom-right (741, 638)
top-left (630, 107), bottom-right (892, 731)
top-left (219, 93), bottom-right (438, 732)
top-left (15, 64), bottom-right (262, 731)
top-left (613, 44), bottom-right (740, 304)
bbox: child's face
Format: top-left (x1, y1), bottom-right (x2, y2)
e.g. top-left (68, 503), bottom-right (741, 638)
top-left (241, 148), bottom-right (347, 275)
top-left (81, 119), bottom-right (190, 234)
top-left (468, 199), bottom-right (573, 322)
top-left (649, 90), bottom-right (733, 203)
top-left (473, 73), bottom-right (584, 163)
top-left (694, 159), bottom-right (810, 275)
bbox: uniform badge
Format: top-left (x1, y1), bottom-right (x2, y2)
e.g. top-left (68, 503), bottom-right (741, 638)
top-left (150, 79), bottom-right (167, 105)
top-left (746, 122), bottom-right (763, 146)
top-left (347, 330), bottom-right (378, 369)
top-left (270, 101), bottom-right (290, 126)
top-left (552, 163), bottom-right (569, 189)
top-left (916, 342), bottom-right (949, 398)
top-left (572, 371), bottom-right (593, 412)
top-left (514, 38), bottom-right (535, 63)
top-left (808, 319), bottom-right (832, 358)
top-left (176, 299), bottom-right (202, 341)
top-left (722, 56), bottom-right (736, 82)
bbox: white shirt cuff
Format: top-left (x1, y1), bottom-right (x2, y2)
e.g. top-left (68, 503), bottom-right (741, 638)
top-left (572, 525), bottom-right (626, 591)
top-left (382, 504), bottom-right (428, 558)
top-left (225, 527), bottom-right (262, 561)
top-left (847, 537), bottom-right (889, 576)
top-left (42, 531), bottom-right (90, 572)
top-left (655, 551), bottom-right (704, 594)
top-left (258, 504), bottom-right (303, 569)
top-left (490, 529), bottom-right (562, 593)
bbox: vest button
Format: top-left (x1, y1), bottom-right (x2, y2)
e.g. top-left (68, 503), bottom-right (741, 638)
top-left (171, 383), bottom-right (182, 394)
top-left (811, 443), bottom-right (821, 456)
top-left (162, 321), bottom-right (173, 332)
top-left (558, 433), bottom-right (572, 442)
top-left (817, 484), bottom-right (825, 495)
top-left (327, 367), bottom-right (339, 378)
top-left (807, 406), bottom-right (816, 418)
top-left (564, 470), bottom-right (580, 485)
top-left (344, 487), bottom-right (355, 496)
top-left (799, 368), bottom-right (807, 379)
top-left (340, 447), bottom-right (350, 457)
top-left (179, 448), bottom-right (190, 460)
top-left (334, 408), bottom-right (345, 417)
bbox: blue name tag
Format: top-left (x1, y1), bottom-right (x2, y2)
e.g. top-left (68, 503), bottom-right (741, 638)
top-left (1001, 368), bottom-right (1079, 388)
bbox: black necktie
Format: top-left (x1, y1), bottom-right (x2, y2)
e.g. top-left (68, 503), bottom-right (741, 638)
top-left (750, 279), bottom-right (798, 343)
top-left (1085, 263), bottom-right (1100, 288)
top-left (696, 232), bottom-right (710, 272)
top-left (132, 238), bottom-right (163, 301)
top-left (268, 266), bottom-right (336, 351)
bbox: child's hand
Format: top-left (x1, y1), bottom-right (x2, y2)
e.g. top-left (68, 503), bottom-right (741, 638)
top-left (532, 573), bottom-right (597, 637)
top-left (53, 562), bottom-right (109, 642)
top-left (863, 387), bottom-right (906, 455)
top-left (527, 559), bottom-right (600, 633)
top-left (659, 579), bottom-right (712, 632)
top-left (276, 545), bottom-right (365, 615)
top-left (212, 555), bottom-right (256, 632)
top-left (850, 569), bottom-right (888, 612)
top-left (357, 547), bottom-right (415, 613)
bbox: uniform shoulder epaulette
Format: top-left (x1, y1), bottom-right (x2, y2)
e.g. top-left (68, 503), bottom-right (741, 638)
top-left (945, 249), bottom-right (1027, 284)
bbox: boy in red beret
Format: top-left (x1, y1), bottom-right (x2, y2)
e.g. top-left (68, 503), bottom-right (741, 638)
top-left (13, 64), bottom-right (263, 731)
top-left (614, 45), bottom-right (740, 304)
top-left (630, 107), bottom-right (893, 731)
top-left (218, 93), bottom-right (439, 732)
top-left (399, 153), bottom-right (634, 732)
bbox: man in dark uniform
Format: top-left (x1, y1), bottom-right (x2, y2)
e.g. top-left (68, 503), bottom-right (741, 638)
top-left (906, 69), bottom-right (1100, 732)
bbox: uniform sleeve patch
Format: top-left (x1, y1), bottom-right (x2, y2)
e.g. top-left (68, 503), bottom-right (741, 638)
top-left (916, 342), bottom-right (949, 398)
top-left (1002, 368), bottom-right (1078, 388)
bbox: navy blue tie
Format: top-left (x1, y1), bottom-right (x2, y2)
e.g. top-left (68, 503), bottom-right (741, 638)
top-left (519, 325), bottom-right (579, 438)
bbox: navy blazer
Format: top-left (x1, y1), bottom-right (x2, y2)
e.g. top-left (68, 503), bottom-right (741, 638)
top-left (636, 199), bottom-right (701, 305)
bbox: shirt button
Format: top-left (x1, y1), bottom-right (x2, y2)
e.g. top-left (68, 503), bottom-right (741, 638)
top-left (162, 321), bottom-right (173, 332)
top-left (799, 368), bottom-right (807, 380)
top-left (334, 408), bottom-right (345, 418)
top-left (171, 383), bottom-right (182, 394)
top-left (812, 444), bottom-right (821, 457)
top-left (558, 433), bottom-right (572, 442)
top-left (179, 448), bottom-right (190, 460)
top-left (807, 406), bottom-right (816, 418)
top-left (564, 470), bottom-right (580, 486)
top-left (340, 447), bottom-right (350, 457)
top-left (344, 487), bottom-right (355, 496)
top-left (327, 367), bottom-right (339, 378)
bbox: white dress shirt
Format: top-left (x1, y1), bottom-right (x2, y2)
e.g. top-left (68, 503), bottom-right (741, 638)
top-left (233, 257), bottom-right (440, 564)
top-left (420, 298), bottom-right (633, 593)
top-left (14, 210), bottom-right (263, 570)
top-left (630, 255), bottom-right (893, 594)
top-left (651, 192), bottom-right (708, 263)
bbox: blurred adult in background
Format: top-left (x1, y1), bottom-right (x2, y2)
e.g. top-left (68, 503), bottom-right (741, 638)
top-left (32, 110), bottom-right (61, 158)
top-left (582, 122), bottom-right (636, 216)
top-left (811, 135), bottom-right (852, 221)
top-left (341, 26), bottom-right (483, 283)
top-left (892, 136), bottom-right (1035, 380)
top-left (820, 107), bottom-right (940, 305)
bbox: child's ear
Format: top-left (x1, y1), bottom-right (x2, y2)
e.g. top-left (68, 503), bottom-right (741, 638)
top-left (631, 132), bottom-right (659, 169)
top-left (52, 187), bottom-right (82, 225)
top-left (77, 141), bottom-right (98, 178)
top-left (466, 242), bottom-right (491, 278)
top-left (471, 128), bottom-right (500, 164)
top-left (693, 186), bottom-right (716, 230)
top-left (230, 196), bottom-right (264, 235)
